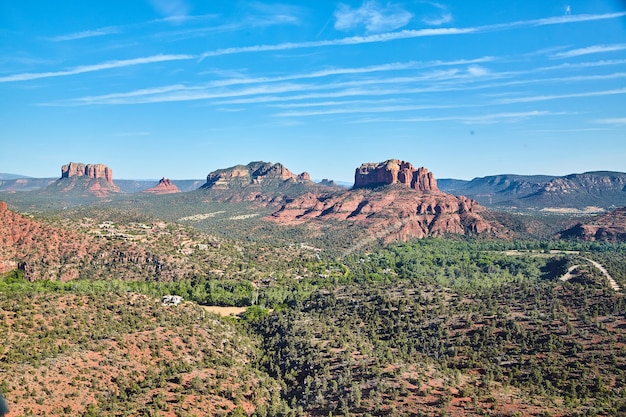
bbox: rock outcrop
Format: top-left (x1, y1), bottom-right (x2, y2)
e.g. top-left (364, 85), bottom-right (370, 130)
top-left (56, 162), bottom-right (120, 196)
top-left (557, 207), bottom-right (626, 242)
top-left (354, 159), bottom-right (439, 192)
top-left (143, 178), bottom-right (180, 194)
top-left (269, 160), bottom-right (509, 242)
top-left (62, 162), bottom-right (114, 184)
top-left (202, 161), bottom-right (312, 190)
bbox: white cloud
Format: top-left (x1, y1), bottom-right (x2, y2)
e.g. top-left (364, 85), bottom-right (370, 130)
top-left (421, 2), bottom-right (453, 26)
top-left (0, 54), bottom-right (194, 82)
top-left (334, 1), bottom-right (413, 33)
top-left (52, 56), bottom-right (498, 106)
top-left (115, 131), bottom-right (151, 137)
top-left (359, 111), bottom-right (559, 125)
top-left (496, 87), bottom-right (626, 104)
top-left (594, 117), bottom-right (626, 125)
top-left (274, 103), bottom-right (461, 118)
top-left (199, 27), bottom-right (474, 60)
top-left (553, 44), bottom-right (626, 59)
top-left (467, 65), bottom-right (489, 76)
top-left (423, 13), bottom-right (452, 26)
top-left (199, 11), bottom-right (626, 60)
top-left (149, 0), bottom-right (190, 21)
top-left (47, 26), bottom-right (120, 42)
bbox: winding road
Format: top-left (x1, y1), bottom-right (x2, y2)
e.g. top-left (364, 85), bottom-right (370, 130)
top-left (559, 258), bottom-right (621, 292)
top-left (504, 250), bottom-right (621, 293)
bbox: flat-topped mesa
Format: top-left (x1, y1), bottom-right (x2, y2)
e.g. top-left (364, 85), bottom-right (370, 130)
top-left (354, 159), bottom-right (439, 192)
top-left (202, 161), bottom-right (311, 189)
top-left (61, 162), bottom-right (114, 184)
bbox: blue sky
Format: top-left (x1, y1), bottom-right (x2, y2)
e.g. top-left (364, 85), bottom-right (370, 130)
top-left (1, 1), bottom-right (625, 181)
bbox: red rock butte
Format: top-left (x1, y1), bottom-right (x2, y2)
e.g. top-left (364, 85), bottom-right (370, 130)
top-left (354, 159), bottom-right (438, 192)
top-left (61, 162), bottom-right (114, 184)
top-left (143, 178), bottom-right (180, 194)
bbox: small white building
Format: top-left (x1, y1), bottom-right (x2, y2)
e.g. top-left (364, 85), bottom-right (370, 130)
top-left (162, 295), bottom-right (183, 306)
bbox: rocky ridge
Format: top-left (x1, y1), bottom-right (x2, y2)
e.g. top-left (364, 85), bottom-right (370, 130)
top-left (195, 161), bottom-right (338, 204)
top-left (439, 171), bottom-right (626, 210)
top-left (270, 160), bottom-right (509, 242)
top-left (202, 161), bottom-right (311, 190)
top-left (142, 178), bottom-right (180, 194)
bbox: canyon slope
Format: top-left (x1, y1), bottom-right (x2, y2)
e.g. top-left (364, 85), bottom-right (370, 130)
top-left (270, 160), bottom-right (510, 242)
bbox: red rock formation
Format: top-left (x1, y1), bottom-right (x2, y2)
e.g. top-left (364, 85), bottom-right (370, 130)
top-left (58, 162), bottom-right (120, 196)
top-left (269, 188), bottom-right (506, 242)
top-left (354, 159), bottom-right (439, 192)
top-left (143, 178), bottom-right (181, 195)
top-left (62, 162), bottom-right (114, 184)
top-left (269, 161), bottom-right (509, 242)
top-left (297, 172), bottom-right (311, 182)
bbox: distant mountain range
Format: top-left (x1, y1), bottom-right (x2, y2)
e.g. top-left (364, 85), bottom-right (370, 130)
top-left (438, 171), bottom-right (626, 211)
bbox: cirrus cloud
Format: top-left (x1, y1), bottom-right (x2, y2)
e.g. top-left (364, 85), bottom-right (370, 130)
top-left (334, 0), bottom-right (413, 33)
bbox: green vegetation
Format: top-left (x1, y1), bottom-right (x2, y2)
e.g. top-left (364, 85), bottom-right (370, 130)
top-left (2, 234), bottom-right (625, 416)
top-left (2, 190), bottom-right (626, 416)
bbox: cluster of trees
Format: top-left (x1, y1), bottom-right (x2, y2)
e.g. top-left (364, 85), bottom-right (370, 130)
top-left (250, 275), bottom-right (626, 415)
top-left (3, 233), bottom-right (626, 416)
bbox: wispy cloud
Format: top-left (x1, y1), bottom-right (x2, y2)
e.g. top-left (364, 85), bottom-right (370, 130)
top-left (509, 11), bottom-right (626, 29)
top-left (199, 11), bottom-right (626, 59)
top-left (359, 111), bottom-right (560, 125)
top-left (334, 1), bottom-right (413, 33)
top-left (47, 26), bottom-right (121, 42)
top-left (421, 2), bottom-right (453, 26)
top-left (54, 57), bottom-right (496, 106)
top-left (244, 2), bottom-right (303, 26)
top-left (148, 0), bottom-right (190, 22)
top-left (496, 87), bottom-right (626, 104)
top-left (200, 27), bottom-right (474, 59)
top-left (115, 131), bottom-right (151, 137)
top-left (594, 117), bottom-right (626, 125)
top-left (467, 65), bottom-right (489, 76)
top-left (274, 103), bottom-right (463, 118)
top-left (553, 43), bottom-right (626, 58)
top-left (0, 54), bottom-right (194, 83)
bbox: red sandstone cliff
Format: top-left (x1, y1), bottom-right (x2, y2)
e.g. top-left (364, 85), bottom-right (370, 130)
top-left (354, 159), bottom-right (438, 192)
top-left (58, 162), bottom-right (120, 196)
top-left (62, 162), bottom-right (114, 183)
